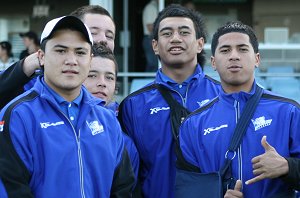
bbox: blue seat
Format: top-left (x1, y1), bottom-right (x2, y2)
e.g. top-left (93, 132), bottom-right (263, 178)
top-left (256, 77), bottom-right (268, 89)
top-left (203, 66), bottom-right (220, 81)
top-left (267, 66), bottom-right (295, 73)
top-left (266, 77), bottom-right (299, 90)
top-left (267, 77), bottom-right (300, 103)
top-left (271, 86), bottom-right (300, 103)
top-left (130, 78), bottom-right (154, 93)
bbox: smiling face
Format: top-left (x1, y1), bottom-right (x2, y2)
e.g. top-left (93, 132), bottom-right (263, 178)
top-left (39, 29), bottom-right (92, 101)
top-left (83, 13), bottom-right (115, 51)
top-left (152, 17), bottom-right (203, 71)
top-left (211, 32), bottom-right (260, 93)
top-left (83, 56), bottom-right (116, 105)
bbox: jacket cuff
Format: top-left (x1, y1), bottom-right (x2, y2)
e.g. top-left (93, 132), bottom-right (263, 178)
top-left (281, 157), bottom-right (300, 190)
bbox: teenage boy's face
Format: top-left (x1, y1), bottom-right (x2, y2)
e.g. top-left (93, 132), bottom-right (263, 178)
top-left (83, 13), bottom-right (115, 51)
top-left (152, 17), bottom-right (203, 69)
top-left (40, 29), bottom-right (92, 99)
top-left (83, 56), bottom-right (116, 105)
top-left (211, 32), bottom-right (260, 93)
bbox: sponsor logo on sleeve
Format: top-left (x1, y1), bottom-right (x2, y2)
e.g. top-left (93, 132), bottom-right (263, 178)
top-left (150, 107), bottom-right (170, 114)
top-left (204, 124), bottom-right (228, 135)
top-left (40, 121), bottom-right (64, 129)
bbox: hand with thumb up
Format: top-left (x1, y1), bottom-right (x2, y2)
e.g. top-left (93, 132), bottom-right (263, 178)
top-left (245, 136), bottom-right (289, 185)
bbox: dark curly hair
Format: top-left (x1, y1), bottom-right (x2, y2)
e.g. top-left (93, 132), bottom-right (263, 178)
top-left (152, 4), bottom-right (207, 67)
top-left (211, 21), bottom-right (259, 56)
top-left (92, 42), bottom-right (118, 77)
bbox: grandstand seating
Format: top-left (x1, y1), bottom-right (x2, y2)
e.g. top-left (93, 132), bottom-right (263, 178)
top-left (130, 78), bottom-right (154, 93)
top-left (203, 66), bottom-right (220, 81)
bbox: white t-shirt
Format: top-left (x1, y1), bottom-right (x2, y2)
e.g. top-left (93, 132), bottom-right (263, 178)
top-left (143, 0), bottom-right (158, 36)
top-left (0, 57), bottom-right (18, 71)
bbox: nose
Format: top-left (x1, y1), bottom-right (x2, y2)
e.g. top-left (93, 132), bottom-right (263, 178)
top-left (94, 33), bottom-right (108, 44)
top-left (170, 32), bottom-right (182, 43)
top-left (96, 75), bottom-right (106, 88)
top-left (64, 52), bottom-right (78, 66)
top-left (229, 49), bottom-right (240, 61)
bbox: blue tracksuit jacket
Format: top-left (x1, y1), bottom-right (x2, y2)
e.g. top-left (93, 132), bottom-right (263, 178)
top-left (179, 83), bottom-right (300, 197)
top-left (118, 65), bottom-right (221, 198)
top-left (107, 101), bottom-right (140, 179)
top-left (0, 77), bottom-right (134, 197)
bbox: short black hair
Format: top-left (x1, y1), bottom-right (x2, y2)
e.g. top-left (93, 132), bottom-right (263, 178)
top-left (211, 21), bottom-right (259, 56)
top-left (92, 42), bottom-right (118, 77)
top-left (152, 4), bottom-right (207, 67)
top-left (19, 31), bottom-right (40, 46)
top-left (0, 41), bottom-right (13, 57)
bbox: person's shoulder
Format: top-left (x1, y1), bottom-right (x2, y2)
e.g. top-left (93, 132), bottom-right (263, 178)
top-left (261, 90), bottom-right (300, 108)
top-left (121, 83), bottom-right (157, 103)
top-left (0, 90), bottom-right (39, 119)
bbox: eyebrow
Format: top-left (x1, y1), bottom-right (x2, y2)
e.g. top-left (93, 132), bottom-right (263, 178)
top-left (219, 44), bottom-right (250, 49)
top-left (159, 25), bottom-right (191, 33)
top-left (89, 70), bottom-right (115, 76)
top-left (90, 27), bottom-right (115, 35)
top-left (89, 70), bottom-right (99, 73)
top-left (53, 44), bottom-right (89, 51)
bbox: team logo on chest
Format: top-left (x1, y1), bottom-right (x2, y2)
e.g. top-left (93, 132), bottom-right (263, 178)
top-left (251, 116), bottom-right (272, 131)
top-left (86, 120), bottom-right (104, 135)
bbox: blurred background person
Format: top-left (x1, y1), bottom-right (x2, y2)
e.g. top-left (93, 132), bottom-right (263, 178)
top-left (0, 41), bottom-right (17, 71)
top-left (19, 31), bottom-right (40, 59)
top-left (142, 0), bottom-right (159, 72)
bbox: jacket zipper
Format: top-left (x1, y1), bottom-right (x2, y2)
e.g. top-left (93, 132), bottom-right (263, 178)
top-left (171, 84), bottom-right (190, 108)
top-left (60, 112), bottom-right (86, 198)
top-left (234, 100), bottom-right (243, 182)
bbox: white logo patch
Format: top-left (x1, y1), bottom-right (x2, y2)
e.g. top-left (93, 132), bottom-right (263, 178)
top-left (251, 116), bottom-right (272, 131)
top-left (150, 107), bottom-right (170, 114)
top-left (197, 99), bottom-right (210, 107)
top-left (40, 121), bottom-right (64, 129)
top-left (204, 124), bottom-right (228, 135)
top-left (86, 121), bottom-right (104, 135)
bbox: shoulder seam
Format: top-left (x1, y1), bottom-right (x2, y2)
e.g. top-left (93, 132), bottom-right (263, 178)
top-left (261, 93), bottom-right (300, 108)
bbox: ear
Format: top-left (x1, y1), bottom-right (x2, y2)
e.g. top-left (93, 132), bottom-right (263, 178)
top-left (211, 56), bottom-right (217, 71)
top-left (152, 39), bottom-right (159, 55)
top-left (38, 49), bottom-right (45, 66)
top-left (255, 53), bottom-right (260, 69)
top-left (196, 37), bottom-right (204, 53)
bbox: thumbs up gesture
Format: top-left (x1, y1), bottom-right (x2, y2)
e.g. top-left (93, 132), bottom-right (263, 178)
top-left (245, 136), bottom-right (289, 185)
top-left (224, 180), bottom-right (243, 198)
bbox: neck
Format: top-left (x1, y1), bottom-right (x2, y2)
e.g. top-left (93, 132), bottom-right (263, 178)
top-left (221, 78), bottom-right (254, 94)
top-left (1, 55), bottom-right (9, 63)
top-left (45, 81), bottom-right (81, 102)
top-left (161, 63), bottom-right (197, 84)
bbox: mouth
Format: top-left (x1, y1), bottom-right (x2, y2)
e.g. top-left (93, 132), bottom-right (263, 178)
top-left (227, 65), bottom-right (242, 72)
top-left (92, 91), bottom-right (107, 99)
top-left (168, 46), bottom-right (184, 54)
top-left (62, 70), bottom-right (79, 74)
